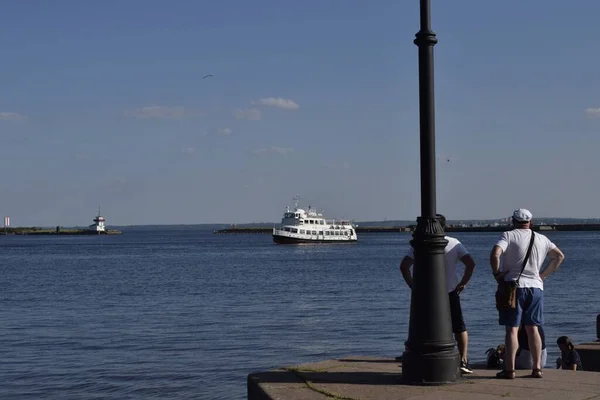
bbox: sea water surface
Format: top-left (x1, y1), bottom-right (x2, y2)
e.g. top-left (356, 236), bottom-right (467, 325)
top-left (1, 229), bottom-right (598, 399)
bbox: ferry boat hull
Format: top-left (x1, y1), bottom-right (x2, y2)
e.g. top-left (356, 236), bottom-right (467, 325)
top-left (272, 232), bottom-right (357, 244)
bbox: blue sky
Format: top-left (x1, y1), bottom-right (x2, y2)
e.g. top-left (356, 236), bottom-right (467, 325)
top-left (1, 0), bottom-right (600, 226)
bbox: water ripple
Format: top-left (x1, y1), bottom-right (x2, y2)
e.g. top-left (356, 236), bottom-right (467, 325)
top-left (0, 230), bottom-right (597, 399)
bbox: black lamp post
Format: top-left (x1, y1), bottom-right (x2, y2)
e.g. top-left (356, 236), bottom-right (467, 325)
top-left (401, 0), bottom-right (460, 384)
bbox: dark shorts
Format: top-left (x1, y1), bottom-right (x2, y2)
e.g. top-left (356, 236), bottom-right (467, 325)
top-left (449, 290), bottom-right (467, 334)
top-left (499, 287), bottom-right (544, 327)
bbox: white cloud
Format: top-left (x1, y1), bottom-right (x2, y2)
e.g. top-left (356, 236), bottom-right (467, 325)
top-left (320, 161), bottom-right (351, 170)
top-left (584, 108), bottom-right (600, 117)
top-left (0, 111), bottom-right (26, 121)
top-left (123, 105), bottom-right (187, 119)
top-left (233, 108), bottom-right (262, 120)
top-left (218, 128), bottom-right (232, 136)
top-left (181, 147), bottom-right (196, 155)
top-left (253, 97), bottom-right (299, 110)
top-left (252, 146), bottom-right (294, 156)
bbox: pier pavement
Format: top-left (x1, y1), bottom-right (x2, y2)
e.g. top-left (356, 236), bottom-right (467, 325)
top-left (248, 355), bottom-right (600, 400)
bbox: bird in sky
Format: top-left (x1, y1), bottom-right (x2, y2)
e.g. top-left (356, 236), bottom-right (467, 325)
top-left (437, 154), bottom-right (453, 163)
top-left (202, 74), bottom-right (214, 79)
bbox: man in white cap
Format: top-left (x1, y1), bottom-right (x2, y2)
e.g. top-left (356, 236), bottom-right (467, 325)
top-left (490, 208), bottom-right (565, 379)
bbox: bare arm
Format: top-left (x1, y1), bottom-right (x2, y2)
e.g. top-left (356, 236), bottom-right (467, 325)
top-left (455, 254), bottom-right (475, 293)
top-left (399, 256), bottom-right (414, 289)
top-left (540, 247), bottom-right (565, 280)
top-left (490, 245), bottom-right (507, 283)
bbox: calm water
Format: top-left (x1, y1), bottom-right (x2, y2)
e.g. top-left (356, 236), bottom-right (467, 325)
top-left (1, 229), bottom-right (598, 399)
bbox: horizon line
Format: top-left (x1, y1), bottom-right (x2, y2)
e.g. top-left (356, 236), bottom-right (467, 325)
top-left (14, 216), bottom-right (600, 229)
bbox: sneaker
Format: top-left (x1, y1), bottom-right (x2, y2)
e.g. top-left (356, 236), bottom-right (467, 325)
top-left (460, 360), bottom-right (474, 374)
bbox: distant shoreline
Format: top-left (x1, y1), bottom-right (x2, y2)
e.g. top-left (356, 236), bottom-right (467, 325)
top-left (213, 223), bottom-right (600, 234)
top-left (114, 217), bottom-right (600, 230)
top-left (5, 218), bottom-right (600, 234)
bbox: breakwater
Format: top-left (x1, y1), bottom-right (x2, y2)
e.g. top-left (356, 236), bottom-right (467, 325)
top-left (213, 223), bottom-right (600, 234)
top-left (1, 227), bottom-right (122, 235)
top-left (213, 226), bottom-right (412, 234)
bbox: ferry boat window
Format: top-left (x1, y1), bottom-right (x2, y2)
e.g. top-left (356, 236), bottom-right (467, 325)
top-left (292, 228), bottom-right (298, 233)
top-left (335, 231), bottom-right (340, 235)
top-left (319, 231), bottom-right (323, 235)
top-left (320, 220), bottom-right (324, 225)
top-left (325, 231), bottom-right (329, 235)
top-left (300, 230), bottom-right (305, 234)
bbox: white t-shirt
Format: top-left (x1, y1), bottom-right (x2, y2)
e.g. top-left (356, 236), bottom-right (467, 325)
top-left (407, 236), bottom-right (469, 293)
top-left (495, 229), bottom-right (557, 290)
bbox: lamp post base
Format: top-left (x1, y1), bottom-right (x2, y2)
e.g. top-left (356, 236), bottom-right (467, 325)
top-left (402, 347), bottom-right (460, 385)
top-left (402, 216), bottom-right (461, 385)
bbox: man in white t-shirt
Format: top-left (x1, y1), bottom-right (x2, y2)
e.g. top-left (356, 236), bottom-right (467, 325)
top-left (490, 208), bottom-right (565, 379)
top-left (400, 214), bottom-right (476, 374)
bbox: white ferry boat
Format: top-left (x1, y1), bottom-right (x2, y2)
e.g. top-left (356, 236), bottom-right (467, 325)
top-left (272, 197), bottom-right (358, 244)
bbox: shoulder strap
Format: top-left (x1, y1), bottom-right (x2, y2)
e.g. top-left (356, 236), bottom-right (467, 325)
top-left (516, 230), bottom-right (535, 284)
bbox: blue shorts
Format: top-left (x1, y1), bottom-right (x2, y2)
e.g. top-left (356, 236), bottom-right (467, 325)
top-left (499, 287), bottom-right (544, 327)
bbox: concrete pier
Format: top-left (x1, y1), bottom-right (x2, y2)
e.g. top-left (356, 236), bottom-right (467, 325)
top-left (248, 356), bottom-right (600, 400)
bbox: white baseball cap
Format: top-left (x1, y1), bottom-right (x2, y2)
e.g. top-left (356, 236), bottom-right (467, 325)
top-left (513, 208), bottom-right (532, 222)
